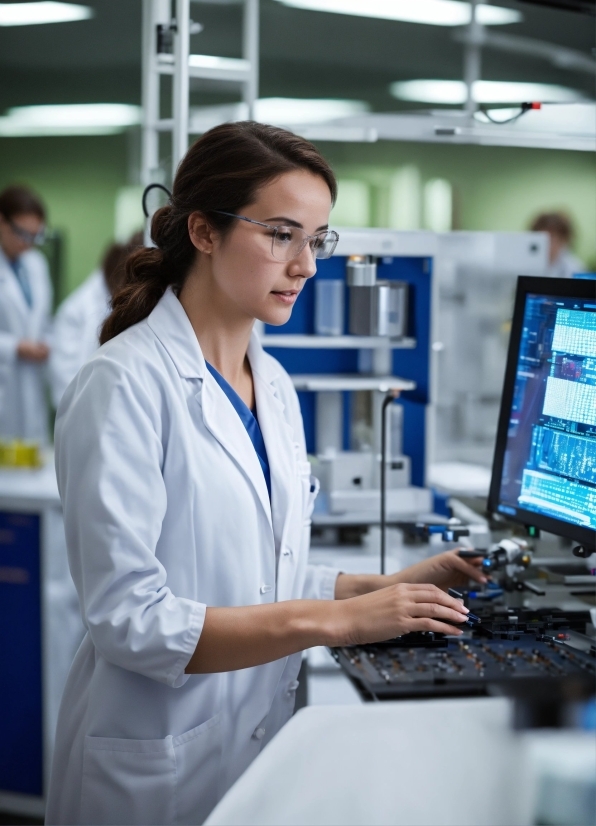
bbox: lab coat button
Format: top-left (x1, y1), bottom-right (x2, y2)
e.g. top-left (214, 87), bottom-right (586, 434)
top-left (260, 584), bottom-right (272, 594)
top-left (252, 727), bottom-right (266, 740)
top-left (287, 680), bottom-right (300, 692)
top-left (282, 547), bottom-right (292, 556)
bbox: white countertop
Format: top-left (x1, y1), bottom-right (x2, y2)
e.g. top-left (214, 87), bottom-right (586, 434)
top-left (206, 697), bottom-right (536, 826)
top-left (0, 455), bottom-right (60, 505)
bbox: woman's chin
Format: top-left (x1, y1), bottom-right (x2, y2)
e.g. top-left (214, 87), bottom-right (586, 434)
top-left (258, 306), bottom-right (293, 328)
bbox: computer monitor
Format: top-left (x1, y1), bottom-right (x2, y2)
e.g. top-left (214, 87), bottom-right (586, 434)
top-left (488, 276), bottom-right (596, 550)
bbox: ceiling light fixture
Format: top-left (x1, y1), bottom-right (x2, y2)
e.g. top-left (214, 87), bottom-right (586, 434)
top-left (189, 98), bottom-right (369, 133)
top-left (275, 0), bottom-right (521, 26)
top-left (390, 79), bottom-right (586, 104)
top-left (0, 2), bottom-right (93, 26)
top-left (0, 104), bottom-right (141, 136)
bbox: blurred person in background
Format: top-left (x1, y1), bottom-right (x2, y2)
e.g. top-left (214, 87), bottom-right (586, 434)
top-left (530, 211), bottom-right (586, 279)
top-left (50, 231), bottom-right (143, 408)
top-left (0, 184), bottom-right (52, 444)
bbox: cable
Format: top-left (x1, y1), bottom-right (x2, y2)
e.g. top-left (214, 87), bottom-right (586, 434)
top-left (142, 183), bottom-right (172, 218)
top-left (380, 392), bottom-right (397, 576)
top-left (479, 101), bottom-right (542, 125)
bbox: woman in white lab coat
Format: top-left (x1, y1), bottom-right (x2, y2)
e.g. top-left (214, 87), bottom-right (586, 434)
top-left (47, 122), bottom-right (484, 826)
top-left (49, 234), bottom-right (141, 408)
top-left (0, 185), bottom-right (52, 444)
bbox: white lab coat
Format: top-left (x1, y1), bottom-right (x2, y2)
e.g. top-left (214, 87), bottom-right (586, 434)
top-left (545, 248), bottom-right (586, 279)
top-left (46, 287), bottom-right (339, 826)
top-left (49, 269), bottom-right (110, 408)
top-left (0, 247), bottom-right (52, 443)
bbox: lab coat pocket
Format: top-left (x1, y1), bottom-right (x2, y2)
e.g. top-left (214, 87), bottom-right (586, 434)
top-left (80, 733), bottom-right (177, 825)
top-left (174, 714), bottom-right (223, 825)
top-left (298, 461), bottom-right (319, 525)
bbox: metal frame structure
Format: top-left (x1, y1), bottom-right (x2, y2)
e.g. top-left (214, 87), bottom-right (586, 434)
top-left (141, 0), bottom-right (259, 187)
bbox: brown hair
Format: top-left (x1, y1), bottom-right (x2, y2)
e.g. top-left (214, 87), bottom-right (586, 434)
top-left (101, 231), bottom-right (144, 298)
top-left (530, 211), bottom-right (574, 243)
top-left (0, 184), bottom-right (46, 223)
top-left (100, 121), bottom-right (337, 345)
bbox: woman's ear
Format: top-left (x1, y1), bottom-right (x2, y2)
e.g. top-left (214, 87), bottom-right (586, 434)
top-left (188, 212), bottom-right (215, 254)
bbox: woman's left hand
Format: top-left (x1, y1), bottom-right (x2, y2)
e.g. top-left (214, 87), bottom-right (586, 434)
top-left (389, 549), bottom-right (488, 591)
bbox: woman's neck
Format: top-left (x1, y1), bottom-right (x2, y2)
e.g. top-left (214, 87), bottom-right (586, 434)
top-left (178, 267), bottom-right (255, 390)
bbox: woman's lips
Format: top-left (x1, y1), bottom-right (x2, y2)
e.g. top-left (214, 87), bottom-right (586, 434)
top-left (271, 290), bottom-right (299, 305)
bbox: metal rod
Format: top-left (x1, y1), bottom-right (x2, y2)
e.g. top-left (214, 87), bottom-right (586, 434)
top-left (172, 0), bottom-right (190, 179)
top-left (463, 0), bottom-right (481, 117)
top-left (243, 0), bottom-right (259, 119)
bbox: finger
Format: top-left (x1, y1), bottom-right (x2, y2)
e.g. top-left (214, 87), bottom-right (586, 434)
top-left (408, 587), bottom-right (469, 613)
top-left (447, 554), bottom-right (487, 584)
top-left (410, 603), bottom-right (469, 624)
top-left (410, 617), bottom-right (464, 636)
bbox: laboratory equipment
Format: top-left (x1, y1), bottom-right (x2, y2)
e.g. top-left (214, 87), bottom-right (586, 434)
top-left (487, 276), bottom-right (596, 554)
top-left (314, 279), bottom-right (344, 336)
top-left (430, 232), bottom-right (548, 470)
top-left (333, 276), bottom-right (596, 712)
top-left (332, 609), bottom-right (595, 701)
top-left (347, 256), bottom-right (408, 338)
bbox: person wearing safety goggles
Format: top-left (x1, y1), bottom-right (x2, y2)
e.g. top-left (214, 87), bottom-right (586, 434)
top-left (0, 184), bottom-right (53, 444)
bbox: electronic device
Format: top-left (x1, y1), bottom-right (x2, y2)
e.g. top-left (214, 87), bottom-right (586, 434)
top-left (488, 276), bottom-right (596, 556)
top-left (332, 609), bottom-right (595, 702)
top-left (333, 277), bottom-right (596, 706)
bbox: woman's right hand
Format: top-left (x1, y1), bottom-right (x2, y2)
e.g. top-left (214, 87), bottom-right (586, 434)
top-left (331, 583), bottom-right (469, 647)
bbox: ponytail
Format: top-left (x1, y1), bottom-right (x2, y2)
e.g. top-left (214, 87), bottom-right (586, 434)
top-left (100, 121), bottom-right (337, 345)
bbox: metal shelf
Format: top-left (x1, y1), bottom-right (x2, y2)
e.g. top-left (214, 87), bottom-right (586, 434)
top-left (261, 334), bottom-right (416, 349)
top-left (290, 375), bottom-right (415, 392)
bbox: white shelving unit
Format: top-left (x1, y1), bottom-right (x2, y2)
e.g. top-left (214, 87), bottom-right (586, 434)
top-left (290, 375), bottom-right (415, 393)
top-left (141, 0), bottom-right (259, 184)
top-left (261, 335), bottom-right (416, 350)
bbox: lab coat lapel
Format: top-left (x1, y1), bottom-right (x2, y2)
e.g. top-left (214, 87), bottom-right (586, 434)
top-left (0, 252), bottom-right (29, 333)
top-left (249, 342), bottom-right (297, 554)
top-left (198, 377), bottom-right (273, 530)
top-left (147, 290), bottom-right (274, 531)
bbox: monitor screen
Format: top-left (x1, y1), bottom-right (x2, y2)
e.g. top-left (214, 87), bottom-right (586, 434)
top-left (488, 277), bottom-right (596, 548)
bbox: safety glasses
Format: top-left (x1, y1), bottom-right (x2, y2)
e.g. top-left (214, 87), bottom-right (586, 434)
top-left (9, 220), bottom-right (46, 247)
top-left (213, 211), bottom-right (339, 262)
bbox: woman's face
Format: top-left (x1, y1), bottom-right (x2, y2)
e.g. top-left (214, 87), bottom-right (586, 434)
top-left (190, 169), bottom-right (333, 327)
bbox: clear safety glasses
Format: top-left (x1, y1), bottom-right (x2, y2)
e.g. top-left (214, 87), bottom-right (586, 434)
top-left (9, 220), bottom-right (46, 247)
top-left (213, 211), bottom-right (339, 262)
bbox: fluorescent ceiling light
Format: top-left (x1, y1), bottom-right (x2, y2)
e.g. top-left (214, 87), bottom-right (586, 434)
top-left (0, 2), bottom-right (93, 26)
top-left (256, 97), bottom-right (369, 124)
top-left (390, 80), bottom-right (586, 104)
top-left (189, 55), bottom-right (249, 71)
top-left (189, 98), bottom-right (369, 133)
top-left (276, 0), bottom-right (521, 26)
top-left (0, 104), bottom-right (141, 136)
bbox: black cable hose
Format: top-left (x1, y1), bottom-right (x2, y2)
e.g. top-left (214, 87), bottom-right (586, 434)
top-left (380, 392), bottom-right (396, 576)
top-left (142, 183), bottom-right (172, 218)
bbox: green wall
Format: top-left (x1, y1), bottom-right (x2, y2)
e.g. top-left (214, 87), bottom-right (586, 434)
top-left (1, 133), bottom-right (594, 307)
top-left (0, 134), bottom-right (129, 301)
top-left (323, 140), bottom-right (596, 266)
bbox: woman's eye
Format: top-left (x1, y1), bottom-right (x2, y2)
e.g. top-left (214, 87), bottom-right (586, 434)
top-left (276, 228), bottom-right (293, 243)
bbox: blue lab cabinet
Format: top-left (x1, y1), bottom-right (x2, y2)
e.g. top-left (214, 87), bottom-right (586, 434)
top-left (264, 255), bottom-right (433, 487)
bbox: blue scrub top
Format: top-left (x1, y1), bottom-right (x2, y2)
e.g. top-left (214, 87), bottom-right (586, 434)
top-left (205, 362), bottom-right (272, 499)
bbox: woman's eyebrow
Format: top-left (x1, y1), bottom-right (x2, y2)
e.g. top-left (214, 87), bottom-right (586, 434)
top-left (265, 216), bottom-right (329, 232)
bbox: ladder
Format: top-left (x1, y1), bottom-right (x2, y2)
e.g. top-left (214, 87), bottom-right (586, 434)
top-left (141, 0), bottom-right (259, 188)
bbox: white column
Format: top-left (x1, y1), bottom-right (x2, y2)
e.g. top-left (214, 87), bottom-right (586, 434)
top-left (172, 0), bottom-right (190, 179)
top-left (316, 392), bottom-right (343, 455)
top-left (243, 0), bottom-right (260, 120)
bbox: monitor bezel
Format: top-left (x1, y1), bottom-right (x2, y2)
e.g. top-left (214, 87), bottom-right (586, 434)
top-left (487, 275), bottom-right (596, 548)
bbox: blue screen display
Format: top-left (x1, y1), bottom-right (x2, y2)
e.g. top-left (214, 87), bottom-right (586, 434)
top-left (498, 294), bottom-right (596, 530)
